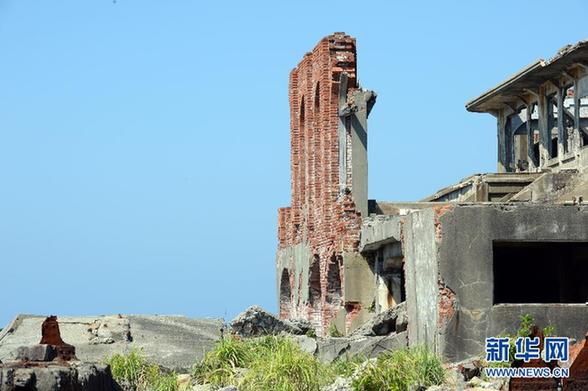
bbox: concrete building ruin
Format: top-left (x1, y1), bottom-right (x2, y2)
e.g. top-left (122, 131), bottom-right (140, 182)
top-left (276, 33), bottom-right (588, 362)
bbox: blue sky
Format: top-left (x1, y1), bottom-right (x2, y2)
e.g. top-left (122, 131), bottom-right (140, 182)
top-left (1, 1), bottom-right (587, 327)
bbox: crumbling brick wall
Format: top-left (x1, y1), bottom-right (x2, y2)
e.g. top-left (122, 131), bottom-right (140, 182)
top-left (277, 33), bottom-right (363, 333)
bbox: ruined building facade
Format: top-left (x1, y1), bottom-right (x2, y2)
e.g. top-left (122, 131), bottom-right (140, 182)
top-left (277, 33), bottom-right (588, 362)
top-left (276, 33), bottom-right (375, 333)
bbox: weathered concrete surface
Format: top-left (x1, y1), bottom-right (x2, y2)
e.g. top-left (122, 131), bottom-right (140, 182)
top-left (276, 243), bottom-right (313, 320)
top-left (359, 215), bottom-right (402, 252)
top-left (16, 344), bottom-right (57, 362)
top-left (0, 361), bottom-right (119, 391)
top-left (0, 315), bottom-right (223, 372)
top-left (490, 304), bottom-right (588, 342)
top-left (316, 338), bottom-right (351, 363)
top-left (509, 170), bottom-right (578, 202)
top-left (314, 332), bottom-right (408, 363)
top-left (347, 332), bottom-right (408, 358)
top-left (341, 252), bottom-right (374, 331)
top-left (290, 335), bottom-right (318, 355)
top-left (437, 204), bottom-right (588, 362)
top-left (403, 208), bottom-right (439, 352)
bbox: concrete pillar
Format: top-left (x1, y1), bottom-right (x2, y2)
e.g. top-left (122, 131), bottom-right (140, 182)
top-left (557, 87), bottom-right (565, 161)
top-left (349, 89), bottom-right (372, 219)
top-left (574, 79), bottom-right (581, 155)
top-left (338, 84), bottom-right (374, 219)
top-left (497, 110), bottom-right (507, 173)
top-left (527, 105), bottom-right (536, 171)
top-left (538, 89), bottom-right (550, 167)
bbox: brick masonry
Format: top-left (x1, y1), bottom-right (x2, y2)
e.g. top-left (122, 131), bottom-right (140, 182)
top-left (277, 33), bottom-right (364, 333)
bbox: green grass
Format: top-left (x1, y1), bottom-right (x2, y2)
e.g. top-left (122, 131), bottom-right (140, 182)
top-left (330, 354), bottom-right (366, 378)
top-left (328, 323), bottom-right (343, 337)
top-left (352, 346), bottom-right (446, 391)
top-left (192, 336), bottom-right (447, 391)
top-left (192, 336), bottom-right (334, 390)
top-left (104, 337), bottom-right (447, 391)
top-left (105, 349), bottom-right (178, 391)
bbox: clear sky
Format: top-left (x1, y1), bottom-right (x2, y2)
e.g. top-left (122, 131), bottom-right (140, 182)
top-left (1, 0), bottom-right (587, 327)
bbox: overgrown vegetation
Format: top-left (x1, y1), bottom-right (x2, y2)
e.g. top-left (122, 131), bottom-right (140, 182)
top-left (192, 336), bottom-right (333, 390)
top-left (328, 323), bottom-right (343, 337)
top-left (352, 347), bottom-right (446, 391)
top-left (104, 336), bottom-right (447, 390)
top-left (330, 354), bottom-right (366, 378)
top-left (105, 349), bottom-right (178, 391)
top-left (192, 336), bottom-right (445, 391)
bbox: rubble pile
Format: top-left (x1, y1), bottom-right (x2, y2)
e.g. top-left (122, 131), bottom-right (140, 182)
top-left (351, 302), bottom-right (407, 337)
top-left (229, 306), bottom-right (304, 337)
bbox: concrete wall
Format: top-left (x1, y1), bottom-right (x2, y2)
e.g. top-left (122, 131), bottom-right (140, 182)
top-left (276, 243), bottom-right (313, 320)
top-left (436, 204), bottom-right (588, 362)
top-left (403, 208), bottom-right (439, 351)
top-left (342, 251), bottom-right (375, 331)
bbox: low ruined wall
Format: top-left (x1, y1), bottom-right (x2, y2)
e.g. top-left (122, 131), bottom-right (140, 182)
top-left (434, 204), bottom-right (588, 362)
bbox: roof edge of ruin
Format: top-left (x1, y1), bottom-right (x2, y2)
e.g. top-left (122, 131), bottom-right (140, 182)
top-left (466, 39), bottom-right (588, 113)
top-left (465, 60), bottom-right (544, 113)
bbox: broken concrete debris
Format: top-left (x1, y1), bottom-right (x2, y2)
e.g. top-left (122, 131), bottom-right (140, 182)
top-left (229, 305), bottom-right (304, 337)
top-left (350, 301), bottom-right (407, 337)
top-left (0, 316), bottom-right (118, 391)
top-left (228, 305), bottom-right (408, 362)
top-left (286, 317), bottom-right (314, 335)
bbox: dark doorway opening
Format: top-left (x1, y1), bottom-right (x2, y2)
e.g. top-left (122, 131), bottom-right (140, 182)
top-left (493, 241), bottom-right (588, 304)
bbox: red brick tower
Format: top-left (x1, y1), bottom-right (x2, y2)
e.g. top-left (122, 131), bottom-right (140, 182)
top-left (277, 33), bottom-right (375, 335)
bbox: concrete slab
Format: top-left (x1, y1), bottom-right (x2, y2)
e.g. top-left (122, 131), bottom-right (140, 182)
top-left (0, 314), bottom-right (223, 372)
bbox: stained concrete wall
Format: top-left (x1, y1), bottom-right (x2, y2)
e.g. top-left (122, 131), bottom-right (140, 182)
top-left (436, 204), bottom-right (588, 362)
top-left (403, 208), bottom-right (439, 351)
top-left (276, 243), bottom-right (313, 319)
top-left (342, 251), bottom-right (375, 330)
top-left (360, 215), bottom-right (402, 252)
top-left (277, 244), bottom-right (375, 334)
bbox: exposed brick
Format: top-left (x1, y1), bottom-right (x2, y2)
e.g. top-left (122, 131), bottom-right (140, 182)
top-left (277, 33), bottom-right (363, 333)
top-left (438, 280), bottom-right (457, 327)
